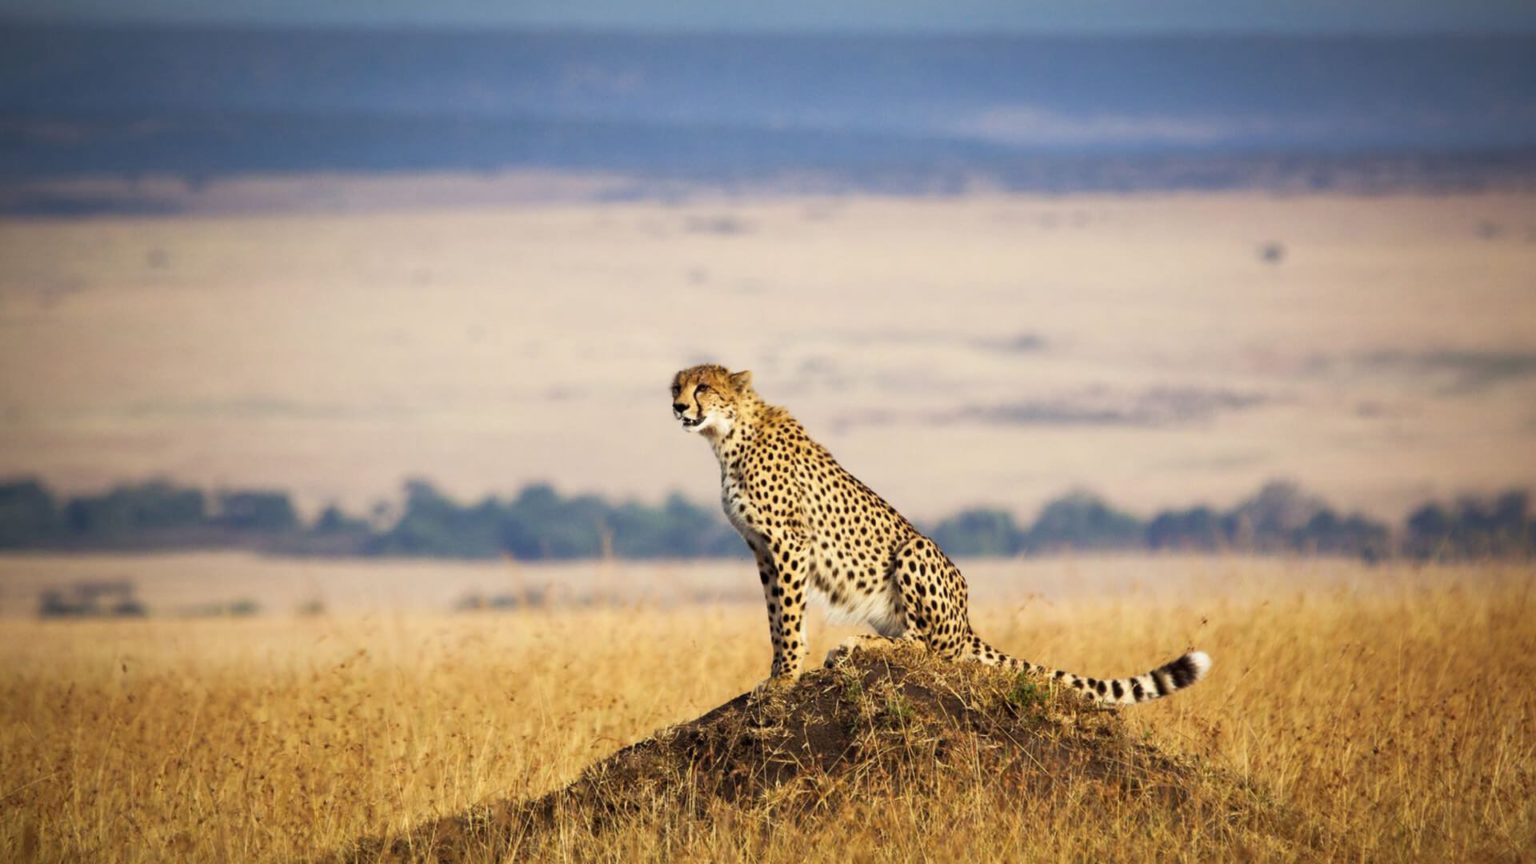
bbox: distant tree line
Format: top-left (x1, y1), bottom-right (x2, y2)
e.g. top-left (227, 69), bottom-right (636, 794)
top-left (928, 484), bottom-right (1397, 559)
top-left (0, 476), bottom-right (1531, 562)
top-left (0, 477), bottom-right (741, 560)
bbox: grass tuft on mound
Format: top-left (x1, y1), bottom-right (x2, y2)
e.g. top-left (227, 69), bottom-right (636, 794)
top-left (335, 646), bottom-right (1320, 863)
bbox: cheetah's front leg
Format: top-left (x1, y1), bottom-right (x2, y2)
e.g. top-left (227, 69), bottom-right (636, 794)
top-left (752, 538), bottom-right (810, 688)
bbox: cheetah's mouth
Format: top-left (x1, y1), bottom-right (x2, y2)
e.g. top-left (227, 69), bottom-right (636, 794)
top-left (679, 416), bottom-right (703, 429)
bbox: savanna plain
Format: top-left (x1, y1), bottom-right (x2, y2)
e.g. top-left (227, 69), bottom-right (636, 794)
top-left (1, 556), bottom-right (1532, 862)
top-left (3, 185), bottom-right (1535, 861)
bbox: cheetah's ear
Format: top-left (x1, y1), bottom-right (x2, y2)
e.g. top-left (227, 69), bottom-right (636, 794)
top-left (729, 369), bottom-right (753, 392)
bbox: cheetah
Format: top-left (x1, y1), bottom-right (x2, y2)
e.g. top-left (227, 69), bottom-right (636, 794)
top-left (671, 364), bottom-right (1210, 706)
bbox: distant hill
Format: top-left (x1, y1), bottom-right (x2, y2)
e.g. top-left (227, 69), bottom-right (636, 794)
top-left (2, 23), bottom-right (1535, 203)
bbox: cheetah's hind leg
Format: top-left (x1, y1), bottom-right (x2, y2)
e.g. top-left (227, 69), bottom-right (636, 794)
top-left (823, 634), bottom-right (916, 668)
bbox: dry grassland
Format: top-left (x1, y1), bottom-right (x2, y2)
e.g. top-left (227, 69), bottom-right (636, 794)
top-left (1, 559), bottom-right (1533, 862)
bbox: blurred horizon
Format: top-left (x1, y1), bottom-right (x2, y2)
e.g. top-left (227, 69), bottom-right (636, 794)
top-left (5, 0), bottom-right (1536, 34)
top-left (1, 8), bottom-right (1534, 547)
top-left (2, 22), bottom-right (1533, 214)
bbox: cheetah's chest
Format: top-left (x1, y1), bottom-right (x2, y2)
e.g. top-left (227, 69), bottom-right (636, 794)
top-left (718, 458), bottom-right (782, 544)
top-left (719, 473), bottom-right (757, 539)
top-left (716, 445), bottom-right (906, 636)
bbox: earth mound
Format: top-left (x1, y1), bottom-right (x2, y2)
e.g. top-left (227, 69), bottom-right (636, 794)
top-left (334, 647), bottom-right (1313, 862)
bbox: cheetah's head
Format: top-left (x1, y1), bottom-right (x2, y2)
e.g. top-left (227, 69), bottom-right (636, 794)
top-left (671, 364), bottom-right (754, 438)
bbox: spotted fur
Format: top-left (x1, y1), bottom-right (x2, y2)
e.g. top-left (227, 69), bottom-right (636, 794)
top-left (672, 364), bottom-right (1211, 707)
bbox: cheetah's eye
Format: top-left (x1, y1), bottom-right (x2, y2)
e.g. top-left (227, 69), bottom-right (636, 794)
top-left (696, 383), bottom-right (711, 394)
top-left (671, 384), bottom-right (681, 396)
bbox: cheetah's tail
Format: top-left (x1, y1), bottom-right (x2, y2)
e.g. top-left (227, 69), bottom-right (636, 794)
top-left (969, 636), bottom-right (1211, 707)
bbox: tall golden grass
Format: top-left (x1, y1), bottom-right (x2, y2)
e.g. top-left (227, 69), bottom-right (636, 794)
top-left (1, 559), bottom-right (1532, 862)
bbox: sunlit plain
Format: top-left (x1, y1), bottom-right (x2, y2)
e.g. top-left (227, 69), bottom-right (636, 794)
top-left (3, 189), bottom-right (1534, 523)
top-left (1, 557), bottom-right (1531, 862)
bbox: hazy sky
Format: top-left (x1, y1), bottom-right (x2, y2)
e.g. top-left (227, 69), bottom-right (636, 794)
top-left (4, 0), bottom-right (1535, 33)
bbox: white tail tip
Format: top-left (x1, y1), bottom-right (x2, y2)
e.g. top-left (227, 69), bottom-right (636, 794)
top-left (1187, 650), bottom-right (1212, 680)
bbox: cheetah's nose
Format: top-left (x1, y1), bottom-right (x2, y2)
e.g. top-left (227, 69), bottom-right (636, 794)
top-left (672, 402), bottom-right (687, 413)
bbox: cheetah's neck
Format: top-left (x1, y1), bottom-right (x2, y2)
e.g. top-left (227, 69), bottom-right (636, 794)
top-left (706, 399), bottom-right (776, 465)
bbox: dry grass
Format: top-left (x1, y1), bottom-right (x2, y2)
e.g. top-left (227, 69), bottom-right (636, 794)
top-left (340, 644), bottom-right (1310, 864)
top-left (1, 559), bottom-right (1533, 862)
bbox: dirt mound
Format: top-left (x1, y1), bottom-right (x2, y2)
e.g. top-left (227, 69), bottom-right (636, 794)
top-left (334, 647), bottom-right (1313, 862)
